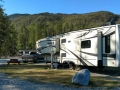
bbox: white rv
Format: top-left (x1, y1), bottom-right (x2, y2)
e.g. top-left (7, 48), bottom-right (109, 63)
top-left (36, 24), bottom-right (120, 69)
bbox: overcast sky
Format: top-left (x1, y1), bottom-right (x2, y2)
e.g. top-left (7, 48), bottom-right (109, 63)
top-left (2, 0), bottom-right (120, 15)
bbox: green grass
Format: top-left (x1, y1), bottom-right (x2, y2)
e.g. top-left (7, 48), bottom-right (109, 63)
top-left (0, 64), bottom-right (119, 87)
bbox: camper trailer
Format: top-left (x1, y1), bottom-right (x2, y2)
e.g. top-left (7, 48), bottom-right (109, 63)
top-left (36, 24), bottom-right (120, 69)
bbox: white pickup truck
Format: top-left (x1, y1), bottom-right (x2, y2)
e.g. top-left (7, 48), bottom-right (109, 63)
top-left (21, 50), bottom-right (44, 63)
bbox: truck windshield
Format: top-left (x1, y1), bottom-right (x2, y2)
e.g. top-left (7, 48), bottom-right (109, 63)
top-left (25, 51), bottom-right (29, 54)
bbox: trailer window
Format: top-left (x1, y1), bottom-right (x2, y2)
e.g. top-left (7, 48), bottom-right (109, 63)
top-left (68, 40), bottom-right (71, 43)
top-left (81, 40), bottom-right (91, 48)
top-left (61, 53), bottom-right (66, 57)
top-left (105, 35), bottom-right (110, 53)
top-left (61, 39), bottom-right (66, 43)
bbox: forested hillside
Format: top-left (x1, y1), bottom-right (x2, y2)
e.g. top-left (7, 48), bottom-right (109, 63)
top-left (0, 7), bottom-right (17, 57)
top-left (9, 11), bottom-right (120, 52)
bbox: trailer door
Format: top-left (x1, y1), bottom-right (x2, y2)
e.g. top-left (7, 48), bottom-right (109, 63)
top-left (103, 26), bottom-right (116, 67)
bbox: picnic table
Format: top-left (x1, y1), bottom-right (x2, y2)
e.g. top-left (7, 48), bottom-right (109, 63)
top-left (7, 59), bottom-right (20, 65)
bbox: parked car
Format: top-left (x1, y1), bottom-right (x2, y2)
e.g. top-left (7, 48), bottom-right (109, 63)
top-left (21, 50), bottom-right (44, 63)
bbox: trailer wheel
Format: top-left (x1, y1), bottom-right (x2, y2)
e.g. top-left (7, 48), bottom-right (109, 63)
top-left (62, 62), bottom-right (69, 68)
top-left (69, 63), bottom-right (75, 70)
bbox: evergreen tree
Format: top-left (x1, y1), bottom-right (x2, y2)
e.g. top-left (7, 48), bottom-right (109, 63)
top-left (0, 1), bottom-right (18, 56)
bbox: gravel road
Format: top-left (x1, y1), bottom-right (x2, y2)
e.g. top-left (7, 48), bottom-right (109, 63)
top-left (0, 73), bottom-right (90, 90)
top-left (0, 73), bottom-right (120, 90)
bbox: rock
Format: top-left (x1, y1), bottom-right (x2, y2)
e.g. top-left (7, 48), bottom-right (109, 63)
top-left (72, 69), bottom-right (90, 86)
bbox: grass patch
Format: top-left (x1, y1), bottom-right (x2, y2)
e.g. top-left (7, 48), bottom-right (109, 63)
top-left (0, 64), bottom-right (119, 87)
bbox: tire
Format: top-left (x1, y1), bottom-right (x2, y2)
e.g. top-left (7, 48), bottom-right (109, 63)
top-left (62, 62), bottom-right (69, 68)
top-left (33, 57), bottom-right (38, 63)
top-left (23, 61), bottom-right (28, 63)
top-left (69, 63), bottom-right (75, 70)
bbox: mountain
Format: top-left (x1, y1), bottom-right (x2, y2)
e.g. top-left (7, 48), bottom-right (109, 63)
top-left (9, 11), bottom-right (120, 31)
top-left (8, 11), bottom-right (120, 49)
top-left (9, 13), bottom-right (30, 20)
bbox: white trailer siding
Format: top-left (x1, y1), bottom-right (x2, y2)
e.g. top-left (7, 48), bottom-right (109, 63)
top-left (36, 38), bottom-right (56, 54)
top-left (60, 37), bottom-right (80, 64)
top-left (115, 25), bottom-right (120, 67)
top-left (36, 24), bottom-right (120, 67)
top-left (79, 30), bottom-right (98, 66)
top-left (80, 38), bottom-right (98, 66)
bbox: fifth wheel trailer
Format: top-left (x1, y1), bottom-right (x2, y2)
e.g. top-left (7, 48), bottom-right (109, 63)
top-left (36, 24), bottom-right (120, 69)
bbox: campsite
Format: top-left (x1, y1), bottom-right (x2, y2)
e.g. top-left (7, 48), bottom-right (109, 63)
top-left (0, 0), bottom-right (120, 89)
